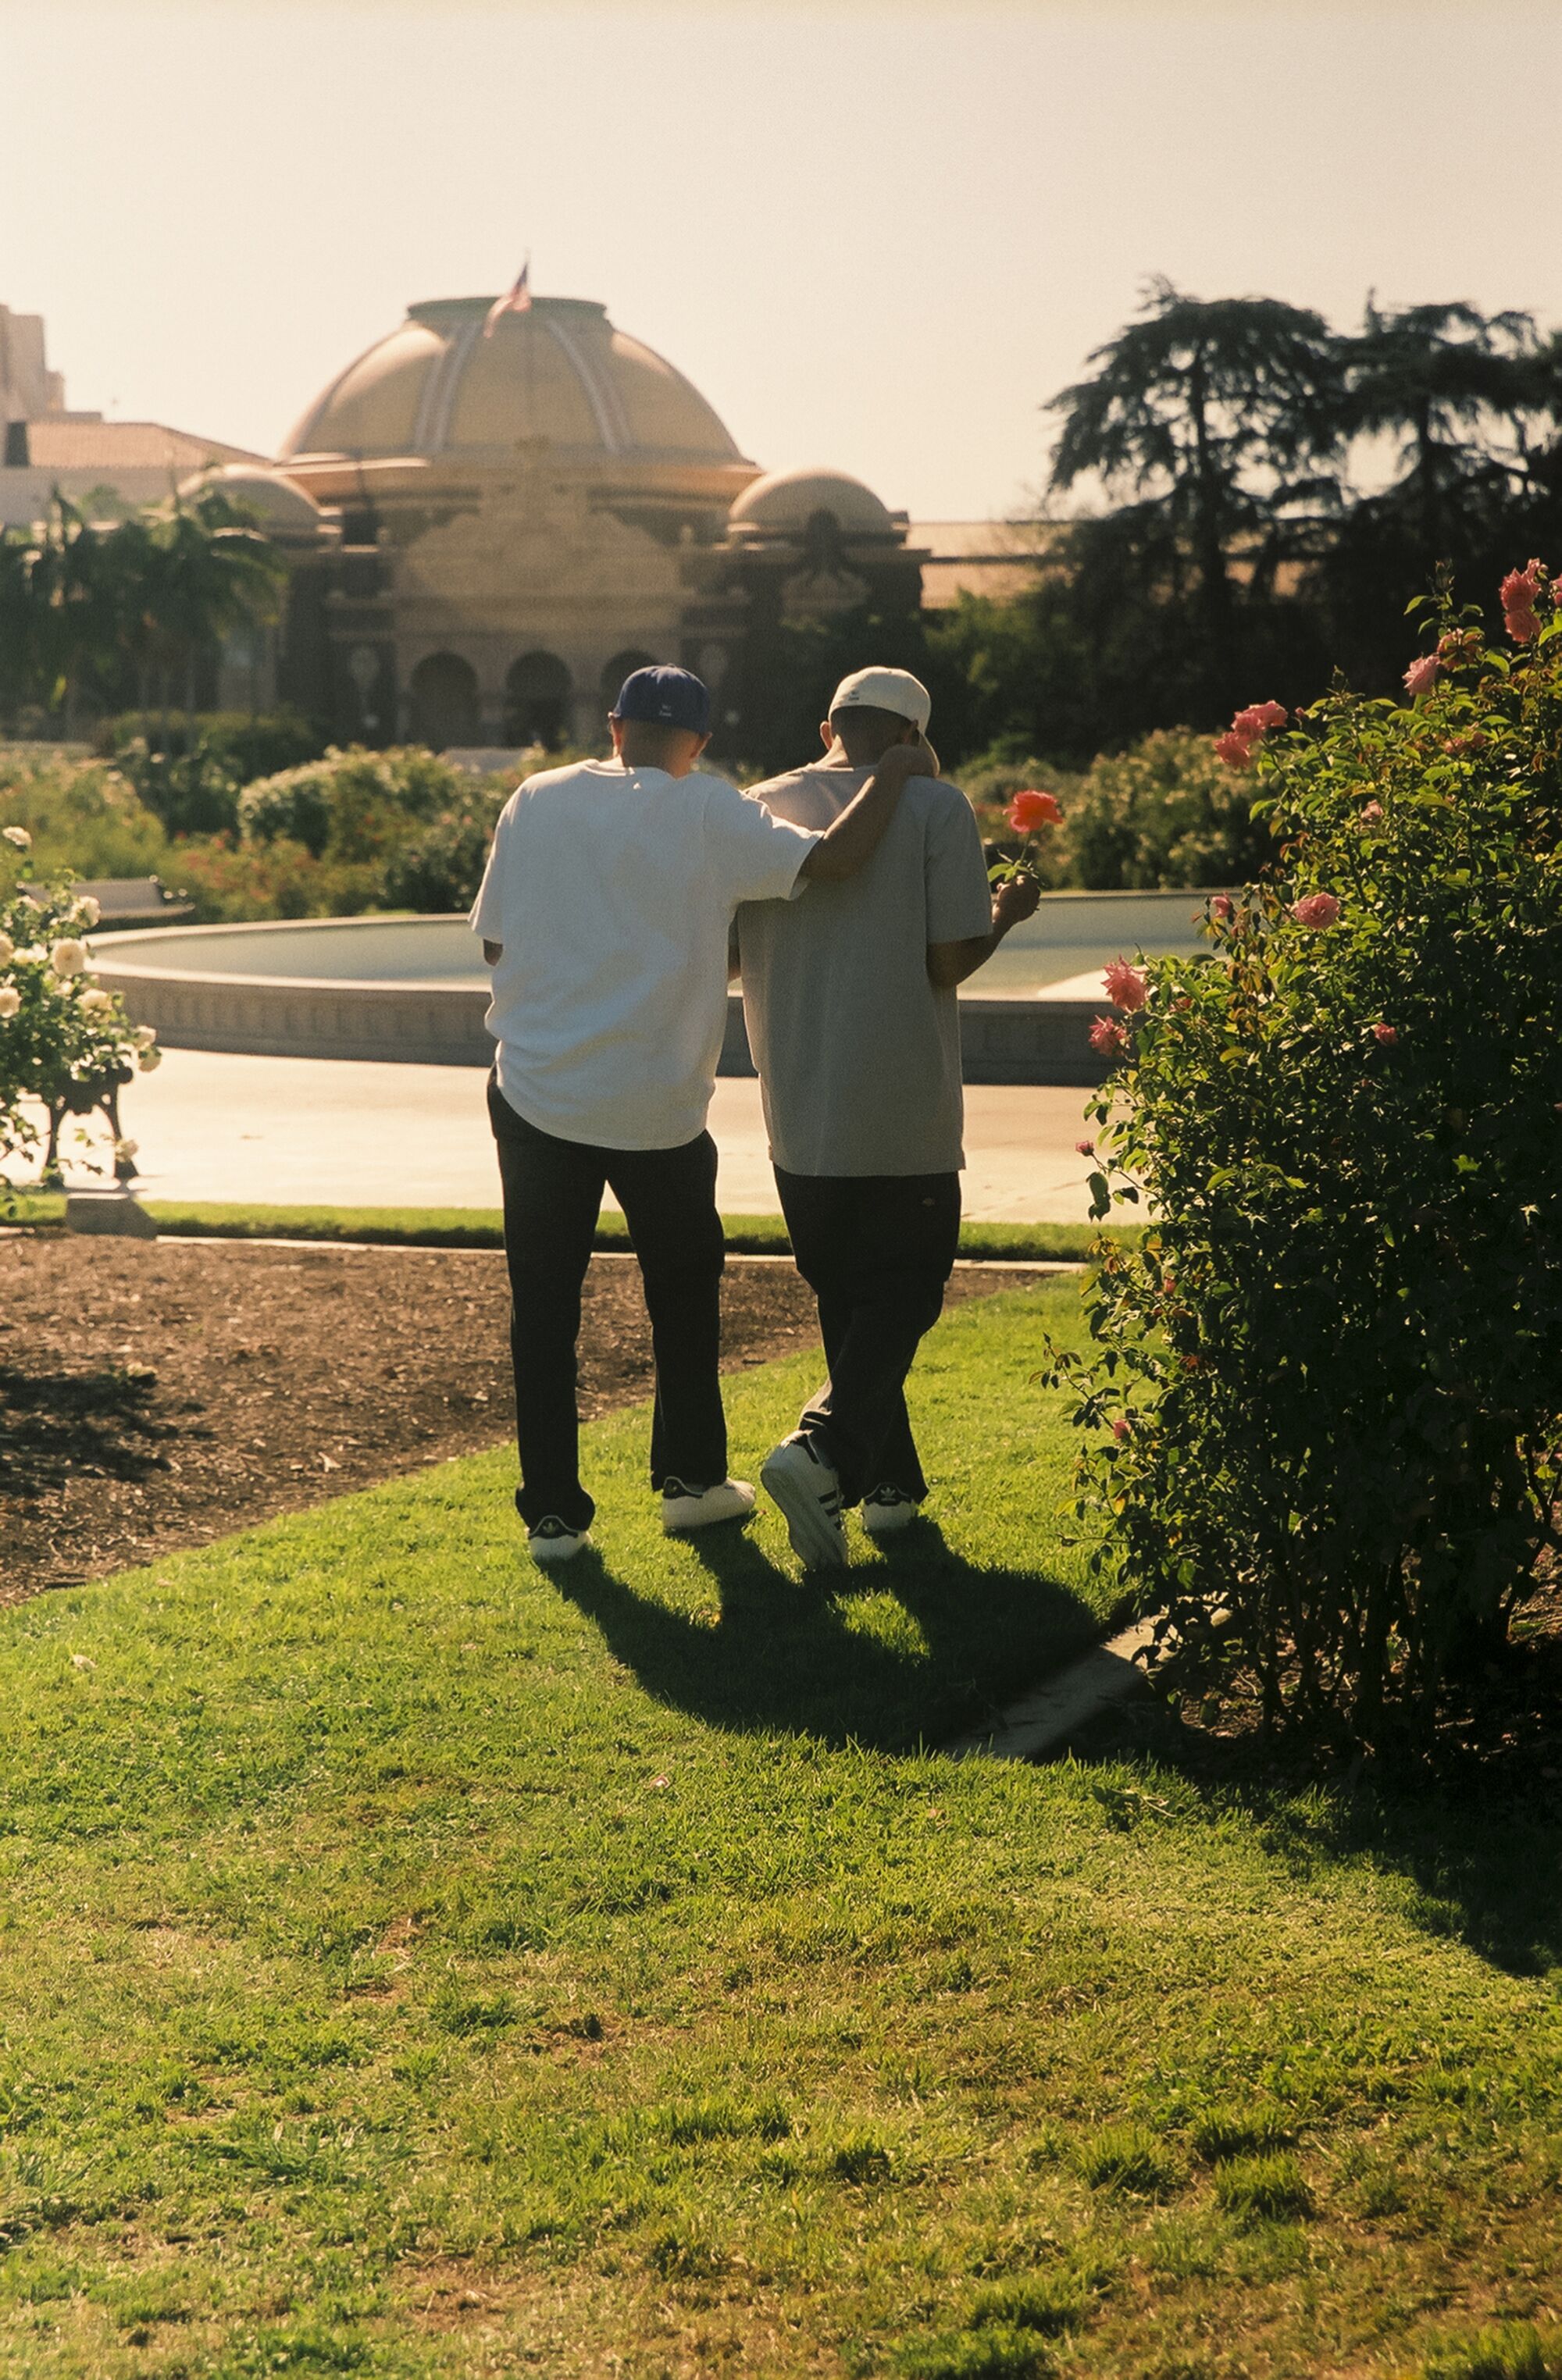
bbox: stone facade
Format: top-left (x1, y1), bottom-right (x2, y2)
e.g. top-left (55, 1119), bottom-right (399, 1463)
top-left (238, 293), bottom-right (935, 755)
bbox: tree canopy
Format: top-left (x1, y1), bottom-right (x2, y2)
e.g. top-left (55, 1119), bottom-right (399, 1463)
top-left (0, 488), bottom-right (284, 733)
top-left (927, 282), bottom-right (1562, 767)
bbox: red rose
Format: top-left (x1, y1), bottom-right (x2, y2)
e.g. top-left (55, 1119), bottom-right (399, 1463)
top-left (1007, 788), bottom-right (1063, 833)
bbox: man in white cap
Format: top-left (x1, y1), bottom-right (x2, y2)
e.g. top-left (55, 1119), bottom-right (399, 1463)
top-left (734, 667), bottom-right (1040, 1567)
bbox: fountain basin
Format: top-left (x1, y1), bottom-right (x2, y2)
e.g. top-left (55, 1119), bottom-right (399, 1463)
top-left (91, 893), bottom-right (1218, 1085)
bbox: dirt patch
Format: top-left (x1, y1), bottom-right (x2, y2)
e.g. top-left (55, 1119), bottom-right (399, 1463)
top-left (0, 1236), bottom-right (1037, 1604)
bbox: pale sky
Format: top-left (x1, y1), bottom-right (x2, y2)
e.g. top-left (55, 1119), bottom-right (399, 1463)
top-left (3, 0), bottom-right (1559, 521)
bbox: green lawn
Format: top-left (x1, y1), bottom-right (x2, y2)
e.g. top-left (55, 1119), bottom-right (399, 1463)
top-left (2, 1284), bottom-right (1560, 2380)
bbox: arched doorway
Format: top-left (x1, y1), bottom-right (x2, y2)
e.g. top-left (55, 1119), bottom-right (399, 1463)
top-left (505, 650), bottom-right (572, 749)
top-left (599, 648), bottom-right (658, 711)
top-left (409, 650), bottom-right (480, 750)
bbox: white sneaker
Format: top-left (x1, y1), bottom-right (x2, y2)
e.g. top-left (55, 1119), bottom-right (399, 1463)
top-left (662, 1477), bottom-right (757, 1534)
top-left (527, 1516), bottom-right (591, 1566)
top-left (861, 1486), bottom-right (922, 1537)
top-left (760, 1434), bottom-right (847, 1569)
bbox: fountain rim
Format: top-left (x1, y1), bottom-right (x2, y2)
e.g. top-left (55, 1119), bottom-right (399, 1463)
top-left (90, 887), bottom-right (1225, 994)
top-left (87, 913), bottom-right (482, 996)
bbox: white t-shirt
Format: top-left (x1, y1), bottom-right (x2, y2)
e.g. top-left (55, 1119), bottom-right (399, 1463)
top-left (470, 757), bottom-right (818, 1151)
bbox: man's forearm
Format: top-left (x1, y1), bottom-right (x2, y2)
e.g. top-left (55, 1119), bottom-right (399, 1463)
top-left (926, 900), bottom-right (1024, 989)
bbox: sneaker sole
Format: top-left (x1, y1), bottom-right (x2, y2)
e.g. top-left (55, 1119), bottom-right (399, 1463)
top-left (861, 1504), bottom-right (919, 1537)
top-left (760, 1448), bottom-right (847, 1570)
top-left (663, 1503), bottom-right (756, 1534)
top-left (530, 1535), bottom-right (590, 1566)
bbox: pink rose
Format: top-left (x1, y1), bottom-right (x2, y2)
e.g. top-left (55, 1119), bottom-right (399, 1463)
top-left (1372, 1022), bottom-right (1398, 1045)
top-left (1007, 788), bottom-right (1063, 832)
top-left (1075, 1138), bottom-right (1095, 1156)
top-left (1402, 653), bottom-right (1439, 698)
top-left (1104, 957), bottom-right (1148, 1010)
top-left (1501, 561), bottom-right (1545, 643)
top-left (1209, 894), bottom-right (1234, 923)
top-left (1360, 802), bottom-right (1383, 824)
top-left (1089, 1014), bottom-right (1129, 1057)
top-left (1290, 892), bottom-right (1340, 929)
top-left (1214, 730), bottom-right (1255, 768)
top-left (1111, 1417), bottom-right (1132, 1441)
top-left (1233, 700), bottom-right (1287, 736)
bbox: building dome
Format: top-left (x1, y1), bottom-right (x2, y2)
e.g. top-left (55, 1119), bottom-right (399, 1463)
top-left (177, 462), bottom-right (326, 537)
top-left (729, 466), bottom-right (897, 540)
top-left (279, 295), bottom-right (747, 465)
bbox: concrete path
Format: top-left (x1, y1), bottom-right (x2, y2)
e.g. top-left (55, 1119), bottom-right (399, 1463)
top-left (34, 1050), bottom-right (1106, 1222)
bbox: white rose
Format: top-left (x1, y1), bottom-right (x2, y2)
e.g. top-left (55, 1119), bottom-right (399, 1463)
top-left (0, 986), bottom-right (19, 1019)
top-left (2, 825), bottom-right (30, 850)
top-left (16, 946), bottom-right (44, 965)
top-left (79, 988), bottom-right (113, 1017)
top-left (131, 1024), bottom-right (157, 1050)
top-left (73, 896), bottom-right (102, 928)
top-left (137, 1044), bottom-right (163, 1071)
top-left (49, 939), bottom-right (87, 978)
top-left (0, 933), bottom-right (12, 965)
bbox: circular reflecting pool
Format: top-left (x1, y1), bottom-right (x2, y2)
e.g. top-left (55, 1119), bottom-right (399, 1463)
top-left (88, 893), bottom-right (1221, 1081)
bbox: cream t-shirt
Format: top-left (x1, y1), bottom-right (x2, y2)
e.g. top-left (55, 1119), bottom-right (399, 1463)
top-left (735, 763), bottom-right (993, 1176)
top-left (472, 757), bottom-right (818, 1150)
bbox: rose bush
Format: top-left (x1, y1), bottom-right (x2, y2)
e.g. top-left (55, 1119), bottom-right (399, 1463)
top-left (0, 844), bottom-right (157, 1188)
top-left (1047, 568), bottom-right (1562, 1747)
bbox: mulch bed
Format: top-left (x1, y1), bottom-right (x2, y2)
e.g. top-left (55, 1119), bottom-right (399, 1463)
top-left (0, 1236), bottom-right (1036, 1605)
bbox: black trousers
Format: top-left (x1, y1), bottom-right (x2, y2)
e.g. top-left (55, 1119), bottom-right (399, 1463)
top-left (488, 1078), bottom-right (727, 1530)
top-left (773, 1165), bottom-right (961, 1508)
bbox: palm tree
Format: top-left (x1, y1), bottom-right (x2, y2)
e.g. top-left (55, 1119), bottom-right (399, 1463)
top-left (144, 489), bottom-right (284, 751)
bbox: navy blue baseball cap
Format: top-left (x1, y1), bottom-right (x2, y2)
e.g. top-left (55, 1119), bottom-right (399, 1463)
top-left (612, 664), bottom-right (710, 735)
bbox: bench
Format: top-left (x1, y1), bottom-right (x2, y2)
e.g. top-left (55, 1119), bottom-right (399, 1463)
top-left (76, 876), bottom-right (194, 928)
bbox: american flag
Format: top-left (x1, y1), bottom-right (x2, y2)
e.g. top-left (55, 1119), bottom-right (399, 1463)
top-left (483, 261), bottom-right (532, 339)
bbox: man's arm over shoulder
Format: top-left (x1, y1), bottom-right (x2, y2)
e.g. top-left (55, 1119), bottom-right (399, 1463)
top-left (797, 740), bottom-right (937, 883)
top-left (708, 776), bottom-right (823, 905)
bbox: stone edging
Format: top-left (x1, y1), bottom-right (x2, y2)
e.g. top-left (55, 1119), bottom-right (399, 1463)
top-left (942, 1616), bottom-right (1160, 1760)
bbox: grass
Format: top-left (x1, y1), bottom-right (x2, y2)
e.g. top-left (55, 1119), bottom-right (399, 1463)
top-left (2, 1281), bottom-right (1560, 2378)
top-left (0, 1194), bottom-right (1135, 1262)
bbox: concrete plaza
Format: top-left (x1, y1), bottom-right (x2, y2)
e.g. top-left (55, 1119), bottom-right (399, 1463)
top-left (91, 1050), bottom-right (1103, 1222)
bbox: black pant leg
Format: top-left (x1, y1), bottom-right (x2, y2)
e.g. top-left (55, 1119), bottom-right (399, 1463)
top-left (776, 1170), bottom-right (859, 1461)
top-left (776, 1167), bottom-right (959, 1506)
top-left (488, 1079), bottom-right (604, 1531)
top-left (606, 1131), bottom-right (728, 1492)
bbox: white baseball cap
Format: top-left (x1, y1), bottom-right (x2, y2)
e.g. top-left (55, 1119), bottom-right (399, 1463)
top-left (828, 666), bottom-right (932, 732)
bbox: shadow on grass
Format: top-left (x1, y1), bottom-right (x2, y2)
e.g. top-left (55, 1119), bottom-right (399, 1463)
top-left (1078, 1696), bottom-right (1562, 1982)
top-left (554, 1518), bottom-right (1099, 1753)
top-left (1321, 1790), bottom-right (1561, 1979)
top-left (0, 1362), bottom-right (175, 1498)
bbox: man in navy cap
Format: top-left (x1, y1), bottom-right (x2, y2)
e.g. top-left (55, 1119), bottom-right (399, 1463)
top-left (472, 664), bottom-right (929, 1566)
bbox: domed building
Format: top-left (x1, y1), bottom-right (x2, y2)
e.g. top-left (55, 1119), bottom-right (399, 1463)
top-left (185, 291), bottom-right (934, 757)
